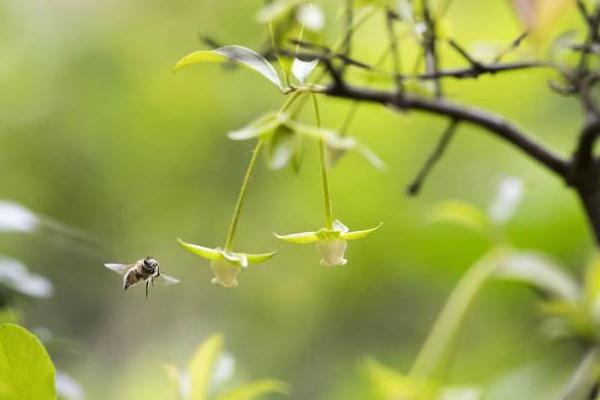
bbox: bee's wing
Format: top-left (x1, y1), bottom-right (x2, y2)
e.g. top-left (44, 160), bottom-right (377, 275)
top-left (104, 263), bottom-right (131, 275)
top-left (158, 274), bottom-right (180, 285)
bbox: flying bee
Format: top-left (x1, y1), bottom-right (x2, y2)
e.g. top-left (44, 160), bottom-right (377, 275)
top-left (104, 257), bottom-right (179, 298)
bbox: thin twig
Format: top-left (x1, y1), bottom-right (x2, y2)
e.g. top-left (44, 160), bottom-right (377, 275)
top-left (385, 8), bottom-right (403, 94)
top-left (407, 119), bottom-right (459, 195)
top-left (493, 30), bottom-right (529, 64)
top-left (322, 83), bottom-right (569, 178)
top-left (421, 0), bottom-right (442, 97)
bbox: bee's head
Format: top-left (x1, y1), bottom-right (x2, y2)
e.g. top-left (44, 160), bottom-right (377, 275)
top-left (143, 257), bottom-right (159, 273)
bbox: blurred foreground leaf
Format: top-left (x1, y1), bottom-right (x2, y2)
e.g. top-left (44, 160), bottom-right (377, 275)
top-left (190, 333), bottom-right (225, 400)
top-left (0, 323), bottom-right (56, 400)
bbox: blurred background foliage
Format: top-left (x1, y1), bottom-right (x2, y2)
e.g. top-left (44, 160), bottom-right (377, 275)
top-left (0, 0), bottom-right (597, 399)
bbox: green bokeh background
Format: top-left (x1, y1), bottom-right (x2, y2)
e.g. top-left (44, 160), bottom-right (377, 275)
top-left (0, 0), bottom-right (594, 399)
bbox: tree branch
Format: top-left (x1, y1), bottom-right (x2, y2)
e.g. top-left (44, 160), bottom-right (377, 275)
top-left (322, 83), bottom-right (569, 178)
top-left (407, 119), bottom-right (459, 195)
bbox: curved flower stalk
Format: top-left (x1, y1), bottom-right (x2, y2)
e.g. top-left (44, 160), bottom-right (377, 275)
top-left (179, 139), bottom-right (276, 288)
top-left (275, 220), bottom-right (382, 267)
top-left (178, 240), bottom-right (276, 288)
top-left (275, 94), bottom-right (382, 266)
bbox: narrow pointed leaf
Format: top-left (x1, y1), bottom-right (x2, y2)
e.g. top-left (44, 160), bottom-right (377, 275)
top-left (228, 112), bottom-right (284, 141)
top-left (341, 222), bottom-right (383, 240)
top-left (174, 46), bottom-right (284, 90)
top-left (189, 333), bottom-right (224, 400)
top-left (244, 251), bottom-right (277, 264)
top-left (286, 120), bottom-right (355, 150)
top-left (274, 231), bottom-right (319, 244)
top-left (178, 239), bottom-right (221, 261)
top-left (216, 379), bottom-right (290, 400)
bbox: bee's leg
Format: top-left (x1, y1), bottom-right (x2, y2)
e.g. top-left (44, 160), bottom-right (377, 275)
top-left (145, 280), bottom-right (149, 300)
top-left (151, 275), bottom-right (155, 287)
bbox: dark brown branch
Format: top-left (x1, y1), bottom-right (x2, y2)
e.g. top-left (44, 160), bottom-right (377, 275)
top-left (573, 75), bottom-right (600, 168)
top-left (322, 83), bottom-right (569, 178)
top-left (407, 119), bottom-right (459, 195)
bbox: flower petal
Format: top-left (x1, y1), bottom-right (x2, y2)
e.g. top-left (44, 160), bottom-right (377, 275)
top-left (178, 239), bottom-right (222, 260)
top-left (244, 251), bottom-right (277, 264)
top-left (274, 231), bottom-right (319, 244)
top-left (316, 239), bottom-right (347, 267)
top-left (210, 258), bottom-right (240, 288)
top-left (340, 222), bottom-right (383, 240)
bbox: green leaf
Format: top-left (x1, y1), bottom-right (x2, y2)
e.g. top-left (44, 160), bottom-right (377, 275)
top-left (341, 222), bottom-right (383, 241)
top-left (428, 200), bottom-right (491, 235)
top-left (216, 379), bottom-right (290, 400)
top-left (268, 125), bottom-right (296, 169)
top-left (174, 46), bottom-right (284, 90)
top-left (178, 239), bottom-right (222, 261)
top-left (189, 333), bottom-right (224, 400)
top-left (286, 120), bottom-right (355, 150)
top-left (494, 250), bottom-right (579, 301)
top-left (228, 112), bottom-right (286, 141)
top-left (244, 251), bottom-right (277, 264)
top-left (0, 323), bottom-right (56, 400)
top-left (274, 231), bottom-right (319, 244)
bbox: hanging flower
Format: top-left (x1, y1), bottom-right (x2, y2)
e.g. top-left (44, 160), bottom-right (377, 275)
top-left (178, 239), bottom-right (276, 288)
top-left (275, 220), bottom-right (382, 267)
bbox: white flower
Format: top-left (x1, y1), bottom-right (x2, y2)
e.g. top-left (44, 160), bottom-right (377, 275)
top-left (178, 239), bottom-right (276, 288)
top-left (275, 220), bottom-right (381, 267)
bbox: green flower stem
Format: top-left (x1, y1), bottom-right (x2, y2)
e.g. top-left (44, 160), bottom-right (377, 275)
top-left (409, 248), bottom-right (503, 381)
top-left (224, 139), bottom-right (264, 251)
top-left (312, 94), bottom-right (333, 229)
